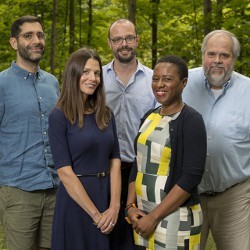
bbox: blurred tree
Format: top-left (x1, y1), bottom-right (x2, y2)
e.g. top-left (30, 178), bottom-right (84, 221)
top-left (0, 0), bottom-right (249, 80)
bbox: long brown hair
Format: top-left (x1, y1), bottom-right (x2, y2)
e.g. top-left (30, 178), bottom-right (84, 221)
top-left (57, 47), bottom-right (111, 129)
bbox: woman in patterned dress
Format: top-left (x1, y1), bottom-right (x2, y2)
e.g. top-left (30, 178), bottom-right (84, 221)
top-left (126, 55), bottom-right (207, 250)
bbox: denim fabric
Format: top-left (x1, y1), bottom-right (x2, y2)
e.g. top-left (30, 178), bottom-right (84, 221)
top-left (0, 61), bottom-right (60, 191)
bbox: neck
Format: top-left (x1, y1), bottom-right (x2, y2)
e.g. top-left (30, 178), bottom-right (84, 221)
top-left (113, 57), bottom-right (137, 74)
top-left (16, 58), bottom-right (39, 74)
top-left (160, 101), bottom-right (184, 116)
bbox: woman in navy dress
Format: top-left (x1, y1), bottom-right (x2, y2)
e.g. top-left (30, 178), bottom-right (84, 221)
top-left (48, 48), bottom-right (121, 249)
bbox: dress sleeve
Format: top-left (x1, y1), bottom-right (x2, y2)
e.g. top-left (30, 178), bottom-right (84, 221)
top-left (176, 111), bottom-right (207, 193)
top-left (48, 108), bottom-right (72, 169)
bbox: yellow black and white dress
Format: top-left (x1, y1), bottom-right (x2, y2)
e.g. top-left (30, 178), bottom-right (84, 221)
top-left (134, 109), bottom-right (202, 250)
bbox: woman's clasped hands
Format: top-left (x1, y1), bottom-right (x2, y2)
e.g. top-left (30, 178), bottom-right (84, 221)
top-left (93, 206), bottom-right (119, 234)
top-left (127, 206), bottom-right (158, 238)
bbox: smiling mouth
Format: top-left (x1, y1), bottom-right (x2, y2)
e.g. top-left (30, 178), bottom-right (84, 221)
top-left (156, 90), bottom-right (167, 96)
top-left (85, 83), bottom-right (96, 88)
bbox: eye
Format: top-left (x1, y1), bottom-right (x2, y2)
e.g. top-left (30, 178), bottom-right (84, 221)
top-left (220, 53), bottom-right (230, 59)
top-left (207, 52), bottom-right (216, 57)
top-left (37, 32), bottom-right (46, 40)
top-left (162, 77), bottom-right (171, 82)
top-left (126, 36), bottom-right (135, 43)
top-left (82, 69), bottom-right (90, 75)
top-left (23, 33), bottom-right (33, 40)
top-left (95, 71), bottom-right (101, 77)
top-left (113, 37), bottom-right (123, 44)
top-left (152, 77), bottom-right (159, 82)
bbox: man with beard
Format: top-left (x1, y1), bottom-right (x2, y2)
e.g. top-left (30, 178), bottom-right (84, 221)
top-left (102, 18), bottom-right (156, 249)
top-left (0, 16), bottom-right (59, 250)
top-left (182, 30), bottom-right (250, 250)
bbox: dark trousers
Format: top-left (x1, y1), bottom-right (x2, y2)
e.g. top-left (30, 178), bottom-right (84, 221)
top-left (110, 163), bottom-right (135, 250)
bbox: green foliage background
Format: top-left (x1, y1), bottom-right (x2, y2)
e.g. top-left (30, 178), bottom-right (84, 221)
top-left (0, 0), bottom-right (249, 81)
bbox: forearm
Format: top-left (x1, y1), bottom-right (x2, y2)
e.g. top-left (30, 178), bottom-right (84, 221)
top-left (58, 166), bottom-right (101, 222)
top-left (109, 158), bottom-right (121, 211)
top-left (150, 184), bottom-right (190, 223)
top-left (126, 181), bottom-right (137, 205)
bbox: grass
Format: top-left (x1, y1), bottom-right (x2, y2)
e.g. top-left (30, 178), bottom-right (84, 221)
top-left (0, 223), bottom-right (216, 250)
top-left (0, 224), bottom-right (6, 250)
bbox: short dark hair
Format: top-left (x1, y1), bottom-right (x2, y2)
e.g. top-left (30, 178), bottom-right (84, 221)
top-left (11, 15), bottom-right (43, 38)
top-left (156, 55), bottom-right (188, 80)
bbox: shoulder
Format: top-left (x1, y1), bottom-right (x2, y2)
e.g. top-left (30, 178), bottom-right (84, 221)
top-left (176, 105), bottom-right (203, 124)
top-left (0, 67), bottom-right (13, 85)
top-left (39, 69), bottom-right (59, 83)
top-left (182, 104), bottom-right (203, 118)
top-left (188, 67), bottom-right (204, 80)
top-left (102, 61), bottom-right (113, 73)
top-left (231, 71), bottom-right (250, 84)
top-left (138, 60), bottom-right (153, 75)
top-left (49, 108), bottom-right (65, 121)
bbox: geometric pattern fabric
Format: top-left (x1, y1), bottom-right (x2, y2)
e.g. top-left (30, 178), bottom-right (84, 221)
top-left (135, 111), bottom-right (202, 249)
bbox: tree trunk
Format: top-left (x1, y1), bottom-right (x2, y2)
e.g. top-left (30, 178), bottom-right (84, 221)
top-left (151, 0), bottom-right (160, 68)
top-left (69, 0), bottom-right (75, 53)
top-left (128, 0), bottom-right (136, 25)
top-left (50, 0), bottom-right (57, 74)
top-left (203, 0), bottom-right (212, 36)
top-left (87, 0), bottom-right (93, 45)
top-left (78, 0), bottom-right (83, 46)
top-left (215, 0), bottom-right (223, 29)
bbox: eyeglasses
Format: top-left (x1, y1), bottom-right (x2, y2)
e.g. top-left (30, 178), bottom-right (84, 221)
top-left (109, 35), bottom-right (137, 45)
top-left (18, 32), bottom-right (46, 41)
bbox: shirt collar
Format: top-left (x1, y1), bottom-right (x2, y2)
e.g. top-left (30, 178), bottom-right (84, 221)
top-left (203, 70), bottom-right (231, 91)
top-left (11, 61), bottom-right (41, 80)
top-left (107, 59), bottom-right (144, 75)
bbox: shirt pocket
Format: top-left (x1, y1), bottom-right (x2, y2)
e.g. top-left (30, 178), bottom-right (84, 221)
top-left (223, 111), bottom-right (250, 140)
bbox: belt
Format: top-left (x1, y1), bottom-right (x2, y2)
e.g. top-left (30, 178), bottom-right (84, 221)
top-left (76, 171), bottom-right (110, 178)
top-left (200, 191), bottom-right (218, 197)
top-left (121, 162), bottom-right (133, 169)
top-left (200, 182), bottom-right (240, 197)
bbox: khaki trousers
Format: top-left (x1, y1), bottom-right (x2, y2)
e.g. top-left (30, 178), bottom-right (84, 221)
top-left (199, 178), bottom-right (250, 250)
top-left (0, 186), bottom-right (56, 250)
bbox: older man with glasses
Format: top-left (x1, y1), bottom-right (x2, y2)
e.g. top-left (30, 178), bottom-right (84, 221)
top-left (102, 18), bottom-right (157, 249)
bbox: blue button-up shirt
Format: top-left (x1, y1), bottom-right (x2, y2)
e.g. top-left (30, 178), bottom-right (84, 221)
top-left (0, 62), bottom-right (60, 191)
top-left (183, 67), bottom-right (250, 193)
top-left (103, 60), bottom-right (157, 162)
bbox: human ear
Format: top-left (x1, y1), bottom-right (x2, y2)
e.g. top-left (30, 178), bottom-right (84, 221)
top-left (9, 37), bottom-right (17, 50)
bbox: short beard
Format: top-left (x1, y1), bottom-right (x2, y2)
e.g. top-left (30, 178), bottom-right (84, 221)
top-left (18, 44), bottom-right (44, 64)
top-left (204, 65), bottom-right (233, 88)
top-left (114, 46), bottom-right (136, 64)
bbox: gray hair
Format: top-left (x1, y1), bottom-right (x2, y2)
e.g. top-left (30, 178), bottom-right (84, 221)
top-left (201, 30), bottom-right (240, 59)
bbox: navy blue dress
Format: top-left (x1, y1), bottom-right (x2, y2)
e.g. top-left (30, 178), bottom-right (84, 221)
top-left (48, 108), bottom-right (123, 250)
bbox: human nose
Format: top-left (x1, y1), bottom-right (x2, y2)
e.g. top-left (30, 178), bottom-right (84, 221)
top-left (88, 71), bottom-right (96, 81)
top-left (156, 78), bottom-right (165, 87)
top-left (214, 54), bottom-right (223, 63)
top-left (121, 38), bottom-right (127, 45)
top-left (32, 34), bottom-right (41, 43)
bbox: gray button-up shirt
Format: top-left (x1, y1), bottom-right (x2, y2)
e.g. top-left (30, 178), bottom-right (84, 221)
top-left (183, 67), bottom-right (250, 193)
top-left (103, 60), bottom-right (156, 163)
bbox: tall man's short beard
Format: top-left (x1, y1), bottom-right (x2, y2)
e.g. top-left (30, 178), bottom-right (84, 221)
top-left (115, 46), bottom-right (136, 64)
